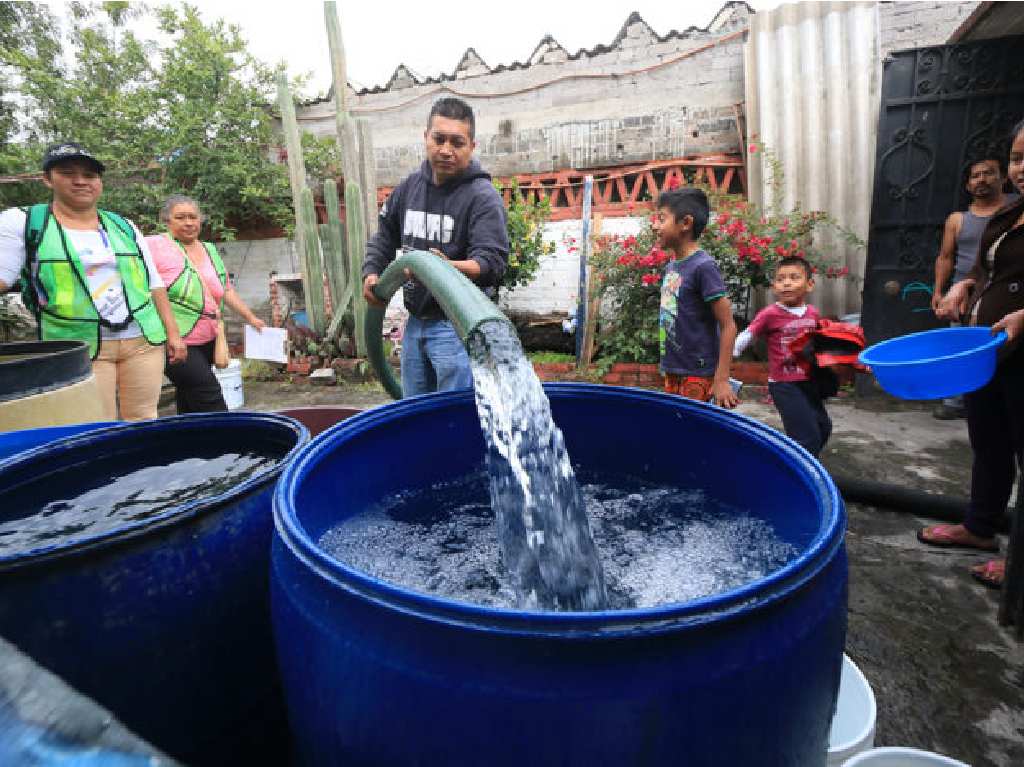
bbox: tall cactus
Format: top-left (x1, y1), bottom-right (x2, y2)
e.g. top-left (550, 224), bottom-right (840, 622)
top-left (299, 188), bottom-right (327, 334)
top-left (325, 0), bottom-right (371, 357)
top-left (357, 118), bottom-right (378, 239)
top-left (323, 178), bottom-right (353, 342)
top-left (345, 181), bottom-right (367, 357)
top-left (276, 71), bottom-right (321, 333)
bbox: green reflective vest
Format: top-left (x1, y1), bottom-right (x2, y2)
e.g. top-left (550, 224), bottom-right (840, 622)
top-left (21, 204), bottom-right (167, 359)
top-left (163, 236), bottom-right (228, 339)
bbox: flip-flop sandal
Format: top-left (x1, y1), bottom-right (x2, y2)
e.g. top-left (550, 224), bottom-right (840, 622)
top-left (917, 524), bottom-right (999, 552)
top-left (971, 560), bottom-right (1005, 590)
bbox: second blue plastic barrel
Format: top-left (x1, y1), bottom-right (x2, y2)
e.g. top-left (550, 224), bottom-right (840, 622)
top-left (0, 413), bottom-right (309, 766)
top-left (272, 384), bottom-right (847, 766)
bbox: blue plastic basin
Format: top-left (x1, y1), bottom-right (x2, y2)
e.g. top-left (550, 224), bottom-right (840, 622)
top-left (0, 421), bottom-right (118, 460)
top-left (272, 384), bottom-right (848, 766)
top-left (859, 326), bottom-right (1007, 400)
top-left (0, 413), bottom-right (309, 766)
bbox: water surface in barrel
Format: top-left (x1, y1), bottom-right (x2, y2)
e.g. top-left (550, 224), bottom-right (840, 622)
top-left (319, 469), bottom-right (797, 610)
top-left (466, 321), bottom-right (607, 611)
top-left (0, 451), bottom-right (277, 556)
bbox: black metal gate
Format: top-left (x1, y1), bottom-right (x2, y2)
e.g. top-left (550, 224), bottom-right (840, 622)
top-left (861, 36), bottom-right (1024, 347)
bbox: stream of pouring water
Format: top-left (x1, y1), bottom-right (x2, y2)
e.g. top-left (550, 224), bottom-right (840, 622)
top-left (467, 320), bottom-right (607, 611)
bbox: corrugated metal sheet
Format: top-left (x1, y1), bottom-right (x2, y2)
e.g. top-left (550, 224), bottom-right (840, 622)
top-left (744, 1), bottom-right (881, 316)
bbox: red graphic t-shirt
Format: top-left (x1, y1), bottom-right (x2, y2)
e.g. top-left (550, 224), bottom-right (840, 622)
top-left (743, 303), bottom-right (820, 382)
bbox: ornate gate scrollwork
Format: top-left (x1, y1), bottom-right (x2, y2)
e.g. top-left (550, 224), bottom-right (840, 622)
top-left (861, 36), bottom-right (1024, 349)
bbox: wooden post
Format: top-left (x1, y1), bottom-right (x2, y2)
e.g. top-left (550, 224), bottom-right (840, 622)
top-left (579, 213), bottom-right (603, 368)
top-left (575, 175), bottom-right (594, 369)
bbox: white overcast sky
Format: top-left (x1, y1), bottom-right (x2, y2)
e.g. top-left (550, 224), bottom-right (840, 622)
top-left (53, 0), bottom-right (779, 97)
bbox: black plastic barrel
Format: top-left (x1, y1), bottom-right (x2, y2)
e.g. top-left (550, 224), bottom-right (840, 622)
top-left (272, 384), bottom-right (848, 766)
top-left (0, 341), bottom-right (105, 431)
top-left (0, 413), bottom-right (309, 766)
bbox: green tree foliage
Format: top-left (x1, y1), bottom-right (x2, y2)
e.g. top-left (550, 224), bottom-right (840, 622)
top-left (0, 2), bottom-right (292, 239)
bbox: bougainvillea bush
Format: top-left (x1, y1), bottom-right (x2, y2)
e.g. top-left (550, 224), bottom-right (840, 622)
top-left (583, 162), bottom-right (861, 364)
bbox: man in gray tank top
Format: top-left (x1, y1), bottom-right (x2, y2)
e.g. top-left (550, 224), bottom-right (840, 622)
top-left (931, 156), bottom-right (1017, 419)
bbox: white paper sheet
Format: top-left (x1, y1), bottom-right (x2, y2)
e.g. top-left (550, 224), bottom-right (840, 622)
top-left (244, 325), bottom-right (288, 363)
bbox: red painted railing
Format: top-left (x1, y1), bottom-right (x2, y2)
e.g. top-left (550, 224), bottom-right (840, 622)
top-left (318, 154), bottom-right (747, 225)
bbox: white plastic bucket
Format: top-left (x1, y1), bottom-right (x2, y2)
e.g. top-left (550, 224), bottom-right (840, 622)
top-left (212, 359), bottom-right (244, 410)
top-left (828, 654), bottom-right (877, 765)
top-left (842, 747), bottom-right (969, 766)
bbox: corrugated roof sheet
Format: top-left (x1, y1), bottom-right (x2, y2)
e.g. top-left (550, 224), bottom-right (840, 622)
top-left (744, 1), bottom-right (881, 316)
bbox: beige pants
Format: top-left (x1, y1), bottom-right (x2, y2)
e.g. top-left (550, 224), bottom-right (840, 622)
top-left (92, 336), bottom-right (166, 421)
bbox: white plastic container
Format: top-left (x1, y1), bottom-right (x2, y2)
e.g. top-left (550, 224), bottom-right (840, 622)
top-left (212, 359), bottom-right (244, 410)
top-left (842, 747), bottom-right (970, 766)
top-left (828, 654), bottom-right (877, 765)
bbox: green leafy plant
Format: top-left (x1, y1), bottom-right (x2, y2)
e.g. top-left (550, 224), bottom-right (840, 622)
top-left (527, 351), bottom-right (575, 364)
top-left (0, 2), bottom-right (293, 239)
top-left (497, 178), bottom-right (555, 292)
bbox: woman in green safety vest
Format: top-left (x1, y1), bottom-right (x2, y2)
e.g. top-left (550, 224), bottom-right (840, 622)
top-left (0, 142), bottom-right (187, 421)
top-left (147, 194), bottom-right (265, 413)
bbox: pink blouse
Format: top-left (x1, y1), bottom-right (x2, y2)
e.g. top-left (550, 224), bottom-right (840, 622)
top-left (146, 234), bottom-right (231, 345)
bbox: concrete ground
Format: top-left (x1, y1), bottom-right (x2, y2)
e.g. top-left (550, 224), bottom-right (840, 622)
top-left (214, 379), bottom-right (1024, 766)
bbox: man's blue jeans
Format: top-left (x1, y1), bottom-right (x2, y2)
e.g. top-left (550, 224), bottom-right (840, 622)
top-left (400, 315), bottom-right (473, 397)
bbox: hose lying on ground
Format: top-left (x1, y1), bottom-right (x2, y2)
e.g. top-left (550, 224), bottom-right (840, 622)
top-left (832, 472), bottom-right (1011, 533)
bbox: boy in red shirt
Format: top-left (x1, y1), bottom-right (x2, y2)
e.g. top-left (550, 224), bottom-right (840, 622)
top-left (734, 256), bottom-right (831, 456)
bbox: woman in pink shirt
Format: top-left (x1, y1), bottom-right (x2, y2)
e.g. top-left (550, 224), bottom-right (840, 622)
top-left (147, 195), bottom-right (264, 413)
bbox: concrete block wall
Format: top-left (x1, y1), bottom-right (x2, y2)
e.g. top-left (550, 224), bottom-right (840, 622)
top-left (215, 237), bottom-right (297, 341)
top-left (499, 218), bottom-right (644, 317)
top-left (294, 5), bottom-right (751, 187)
top-left (879, 1), bottom-right (979, 59)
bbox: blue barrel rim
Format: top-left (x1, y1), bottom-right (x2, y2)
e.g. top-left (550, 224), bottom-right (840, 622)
top-left (273, 383), bottom-right (845, 638)
top-left (859, 326), bottom-right (1007, 368)
top-left (0, 412), bottom-right (309, 572)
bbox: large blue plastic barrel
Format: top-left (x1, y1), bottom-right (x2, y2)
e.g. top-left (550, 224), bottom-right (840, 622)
top-left (0, 421), bottom-right (118, 460)
top-left (272, 384), bottom-right (848, 766)
top-left (0, 413), bottom-right (309, 767)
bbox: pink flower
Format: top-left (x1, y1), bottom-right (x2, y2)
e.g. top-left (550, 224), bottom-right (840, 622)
top-left (641, 273), bottom-right (660, 286)
top-left (775, 245), bottom-right (787, 256)
top-left (748, 144), bottom-right (758, 154)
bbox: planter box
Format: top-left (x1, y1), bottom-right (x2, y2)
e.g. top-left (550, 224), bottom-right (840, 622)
top-left (606, 363), bottom-right (662, 387)
top-left (287, 359), bottom-right (312, 376)
top-left (531, 359), bottom-right (772, 391)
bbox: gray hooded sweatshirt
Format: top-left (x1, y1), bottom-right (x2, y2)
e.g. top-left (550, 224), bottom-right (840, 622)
top-left (363, 158), bottom-right (510, 319)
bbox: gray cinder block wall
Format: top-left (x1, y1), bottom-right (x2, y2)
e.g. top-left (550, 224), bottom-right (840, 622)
top-left (292, 2), bottom-right (979, 189)
top-left (294, 4), bottom-right (753, 187)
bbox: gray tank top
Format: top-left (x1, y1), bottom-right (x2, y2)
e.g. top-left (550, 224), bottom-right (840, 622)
top-left (954, 194), bottom-right (1020, 283)
top-left (954, 210), bottom-right (989, 283)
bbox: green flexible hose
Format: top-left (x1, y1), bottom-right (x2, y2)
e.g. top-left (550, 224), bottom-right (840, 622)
top-left (364, 250), bottom-right (512, 399)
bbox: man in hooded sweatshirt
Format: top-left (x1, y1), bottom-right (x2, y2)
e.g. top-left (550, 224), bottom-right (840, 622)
top-left (362, 97), bottom-right (509, 397)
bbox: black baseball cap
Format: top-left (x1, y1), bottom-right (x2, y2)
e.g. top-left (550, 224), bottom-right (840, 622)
top-left (41, 142), bottom-right (106, 173)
